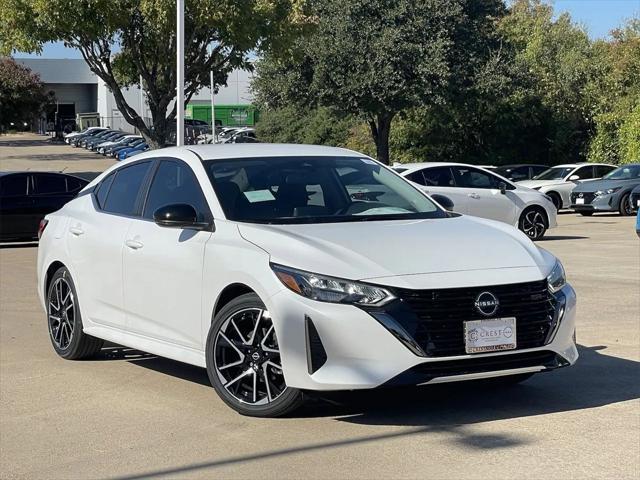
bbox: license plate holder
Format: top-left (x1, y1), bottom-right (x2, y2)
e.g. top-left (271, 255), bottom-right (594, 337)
top-left (464, 317), bottom-right (517, 354)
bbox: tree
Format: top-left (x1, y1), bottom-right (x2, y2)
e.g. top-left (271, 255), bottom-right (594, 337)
top-left (0, 57), bottom-right (53, 131)
top-left (0, 0), bottom-right (305, 147)
top-left (254, 0), bottom-right (509, 164)
top-left (587, 19), bottom-right (640, 165)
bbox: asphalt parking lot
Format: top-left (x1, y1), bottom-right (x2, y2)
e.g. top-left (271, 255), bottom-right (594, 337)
top-left (1, 134), bottom-right (639, 479)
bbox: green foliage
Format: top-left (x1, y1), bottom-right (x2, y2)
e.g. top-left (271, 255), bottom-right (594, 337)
top-left (256, 106), bottom-right (355, 146)
top-left (0, 57), bottom-right (53, 130)
top-left (587, 19), bottom-right (640, 165)
top-left (254, 0), bottom-right (507, 164)
top-left (254, 0), bottom-right (639, 166)
top-left (0, 0), bottom-right (306, 146)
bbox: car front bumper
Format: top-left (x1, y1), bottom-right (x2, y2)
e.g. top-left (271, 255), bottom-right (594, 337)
top-left (571, 193), bottom-right (619, 212)
top-left (268, 283), bottom-right (577, 391)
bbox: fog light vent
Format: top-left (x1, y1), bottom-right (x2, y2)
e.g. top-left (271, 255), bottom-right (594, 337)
top-left (305, 316), bottom-right (327, 374)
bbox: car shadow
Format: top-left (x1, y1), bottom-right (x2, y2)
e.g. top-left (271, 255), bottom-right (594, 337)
top-left (306, 345), bottom-right (639, 426)
top-left (105, 344), bottom-right (639, 480)
top-left (101, 343), bottom-right (638, 425)
top-left (538, 235), bottom-right (588, 241)
top-left (0, 241), bottom-right (38, 249)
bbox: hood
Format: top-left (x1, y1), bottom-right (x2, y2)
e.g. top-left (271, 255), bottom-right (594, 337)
top-left (517, 179), bottom-right (566, 189)
top-left (238, 215), bottom-right (548, 283)
top-left (573, 178), bottom-right (638, 192)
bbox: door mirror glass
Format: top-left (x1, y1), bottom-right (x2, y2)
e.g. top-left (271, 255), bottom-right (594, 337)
top-left (430, 194), bottom-right (454, 212)
top-left (153, 204), bottom-right (208, 230)
top-left (568, 175), bottom-right (580, 182)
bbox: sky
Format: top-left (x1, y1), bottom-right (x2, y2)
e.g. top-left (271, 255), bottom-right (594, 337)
top-left (15, 0), bottom-right (640, 59)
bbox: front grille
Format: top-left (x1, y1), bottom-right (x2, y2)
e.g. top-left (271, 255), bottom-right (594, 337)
top-left (394, 280), bottom-right (556, 357)
top-left (571, 192), bottom-right (596, 204)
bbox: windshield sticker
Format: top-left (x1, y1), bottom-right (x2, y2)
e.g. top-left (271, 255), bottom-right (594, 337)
top-left (244, 190), bottom-right (275, 203)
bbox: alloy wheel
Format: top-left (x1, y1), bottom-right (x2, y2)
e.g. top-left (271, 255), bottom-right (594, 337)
top-left (48, 277), bottom-right (76, 350)
top-left (522, 210), bottom-right (546, 239)
top-left (213, 308), bottom-right (286, 405)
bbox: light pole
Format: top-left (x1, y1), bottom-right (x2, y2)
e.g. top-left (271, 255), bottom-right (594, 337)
top-left (210, 70), bottom-right (216, 142)
top-left (176, 0), bottom-right (185, 146)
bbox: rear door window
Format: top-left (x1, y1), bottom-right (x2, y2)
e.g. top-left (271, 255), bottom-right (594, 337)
top-left (452, 166), bottom-right (501, 189)
top-left (595, 165), bottom-right (616, 177)
top-left (102, 162), bottom-right (152, 216)
top-left (422, 167), bottom-right (456, 187)
top-left (572, 166), bottom-right (595, 180)
top-left (33, 174), bottom-right (67, 195)
top-left (0, 174), bottom-right (29, 196)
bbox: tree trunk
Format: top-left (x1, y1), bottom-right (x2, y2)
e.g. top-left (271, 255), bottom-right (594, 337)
top-left (368, 113), bottom-right (394, 165)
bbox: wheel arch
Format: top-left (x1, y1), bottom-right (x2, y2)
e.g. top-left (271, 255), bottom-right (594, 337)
top-left (44, 260), bottom-right (66, 296)
top-left (213, 283), bottom-right (256, 321)
top-left (545, 190), bottom-right (562, 208)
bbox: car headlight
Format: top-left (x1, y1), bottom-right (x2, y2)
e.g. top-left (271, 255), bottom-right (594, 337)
top-left (595, 187), bottom-right (621, 196)
top-left (271, 264), bottom-right (396, 306)
top-left (547, 260), bottom-right (566, 293)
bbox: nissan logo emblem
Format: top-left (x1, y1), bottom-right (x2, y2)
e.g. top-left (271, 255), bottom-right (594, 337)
top-left (474, 291), bottom-right (499, 317)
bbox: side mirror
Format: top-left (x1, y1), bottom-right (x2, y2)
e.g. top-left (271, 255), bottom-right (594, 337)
top-left (498, 181), bottom-right (507, 194)
top-left (153, 204), bottom-right (209, 230)
top-left (569, 175), bottom-right (580, 182)
top-left (431, 194), bottom-right (454, 212)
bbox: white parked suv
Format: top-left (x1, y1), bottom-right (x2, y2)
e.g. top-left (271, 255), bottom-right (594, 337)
top-left (517, 163), bottom-right (617, 210)
top-left (37, 145), bottom-right (577, 417)
top-left (394, 163), bottom-right (557, 240)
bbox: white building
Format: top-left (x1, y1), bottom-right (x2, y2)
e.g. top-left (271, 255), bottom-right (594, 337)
top-left (16, 58), bottom-right (253, 132)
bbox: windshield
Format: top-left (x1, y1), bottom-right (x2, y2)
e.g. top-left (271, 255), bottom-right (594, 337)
top-left (205, 156), bottom-right (446, 224)
top-left (603, 165), bottom-right (640, 180)
top-left (533, 167), bottom-right (574, 180)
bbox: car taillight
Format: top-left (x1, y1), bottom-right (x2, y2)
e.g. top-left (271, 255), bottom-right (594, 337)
top-left (38, 219), bottom-right (49, 240)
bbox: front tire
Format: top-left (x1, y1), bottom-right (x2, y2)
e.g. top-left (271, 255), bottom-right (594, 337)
top-left (519, 207), bottom-right (548, 241)
top-left (619, 193), bottom-right (632, 216)
top-left (547, 192), bottom-right (562, 211)
top-left (205, 293), bottom-right (304, 417)
top-left (46, 267), bottom-right (103, 359)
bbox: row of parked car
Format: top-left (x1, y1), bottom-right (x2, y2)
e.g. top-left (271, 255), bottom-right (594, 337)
top-left (392, 161), bottom-right (640, 240)
top-left (195, 127), bottom-right (257, 144)
top-left (64, 127), bottom-right (149, 160)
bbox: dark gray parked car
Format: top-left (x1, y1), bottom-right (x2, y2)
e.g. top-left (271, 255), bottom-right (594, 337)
top-left (570, 164), bottom-right (640, 216)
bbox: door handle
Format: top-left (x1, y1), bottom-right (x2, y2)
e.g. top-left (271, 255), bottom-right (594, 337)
top-left (467, 193), bottom-right (481, 199)
top-left (69, 226), bottom-right (84, 236)
top-left (125, 239), bottom-right (144, 250)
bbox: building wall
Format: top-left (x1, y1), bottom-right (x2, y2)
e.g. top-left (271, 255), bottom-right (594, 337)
top-left (16, 57), bottom-right (254, 132)
top-left (46, 83), bottom-right (98, 114)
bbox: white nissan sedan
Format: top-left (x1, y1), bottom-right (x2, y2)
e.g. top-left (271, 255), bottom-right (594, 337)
top-left (393, 163), bottom-right (558, 240)
top-left (37, 145), bottom-right (578, 417)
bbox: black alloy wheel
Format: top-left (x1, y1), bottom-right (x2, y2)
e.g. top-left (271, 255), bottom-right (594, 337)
top-left (46, 267), bottom-right (103, 359)
top-left (206, 293), bottom-right (304, 417)
top-left (519, 208), bottom-right (547, 241)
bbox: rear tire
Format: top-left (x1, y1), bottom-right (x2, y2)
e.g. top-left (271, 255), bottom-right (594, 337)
top-left (518, 207), bottom-right (548, 241)
top-left (619, 193), bottom-right (632, 216)
top-left (205, 292), bottom-right (304, 417)
top-left (46, 267), bottom-right (103, 360)
top-left (579, 211), bottom-right (594, 216)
